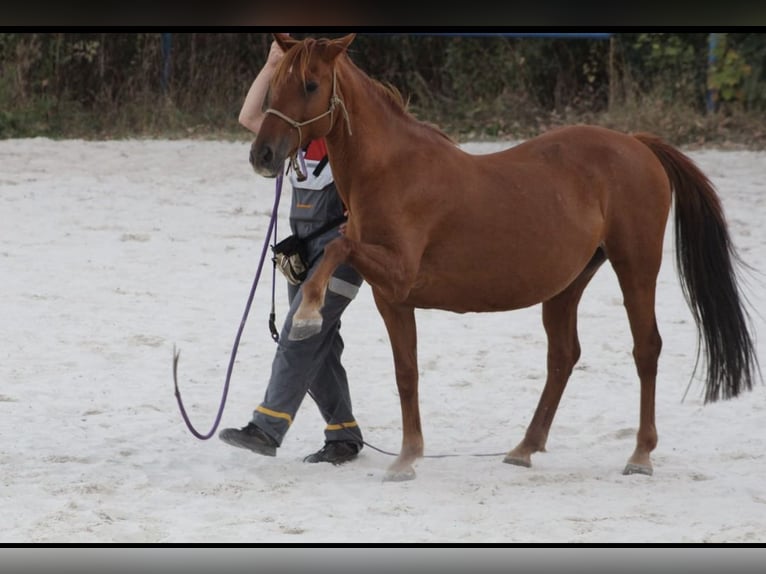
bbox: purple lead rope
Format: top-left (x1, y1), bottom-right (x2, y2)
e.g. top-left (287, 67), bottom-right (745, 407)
top-left (173, 172), bottom-right (284, 440)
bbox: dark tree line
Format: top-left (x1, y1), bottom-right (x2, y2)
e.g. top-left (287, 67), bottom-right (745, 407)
top-left (1, 32), bottom-right (764, 142)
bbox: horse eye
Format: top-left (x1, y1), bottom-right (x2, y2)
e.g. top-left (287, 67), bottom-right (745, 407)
top-left (305, 81), bottom-right (319, 94)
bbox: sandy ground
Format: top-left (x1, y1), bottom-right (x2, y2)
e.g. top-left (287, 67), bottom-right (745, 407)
top-left (1, 137), bottom-right (765, 543)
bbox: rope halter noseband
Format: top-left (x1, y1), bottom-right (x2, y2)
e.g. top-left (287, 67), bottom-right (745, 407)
top-left (263, 67), bottom-right (352, 180)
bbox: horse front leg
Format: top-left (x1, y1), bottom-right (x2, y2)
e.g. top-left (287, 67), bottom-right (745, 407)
top-left (373, 292), bottom-right (423, 482)
top-left (291, 235), bottom-right (416, 340)
top-left (289, 237), bottom-right (350, 340)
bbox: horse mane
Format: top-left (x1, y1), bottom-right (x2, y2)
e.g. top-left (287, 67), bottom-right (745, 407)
top-left (353, 62), bottom-right (455, 144)
top-left (274, 38), bottom-right (454, 145)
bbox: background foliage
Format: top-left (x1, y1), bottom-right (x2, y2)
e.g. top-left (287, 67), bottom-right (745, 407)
top-left (2, 32), bottom-right (765, 147)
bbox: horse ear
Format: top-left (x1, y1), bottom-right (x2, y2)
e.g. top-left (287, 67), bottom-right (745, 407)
top-left (322, 33), bottom-right (356, 61)
top-left (336, 33), bottom-right (356, 50)
top-left (273, 33), bottom-right (298, 52)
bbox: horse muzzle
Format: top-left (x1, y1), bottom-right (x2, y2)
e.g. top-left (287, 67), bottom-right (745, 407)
top-left (249, 139), bottom-right (291, 178)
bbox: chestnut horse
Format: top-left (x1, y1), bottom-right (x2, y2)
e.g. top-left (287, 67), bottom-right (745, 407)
top-left (251, 33), bottom-right (758, 481)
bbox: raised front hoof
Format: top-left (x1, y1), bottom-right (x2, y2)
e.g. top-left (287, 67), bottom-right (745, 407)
top-left (503, 455), bottom-right (532, 468)
top-left (288, 317), bottom-right (323, 341)
top-left (383, 466), bottom-right (417, 482)
top-left (623, 463), bottom-right (653, 476)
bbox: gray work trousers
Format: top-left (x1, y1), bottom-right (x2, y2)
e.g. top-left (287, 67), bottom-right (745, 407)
top-left (250, 261), bottom-right (364, 446)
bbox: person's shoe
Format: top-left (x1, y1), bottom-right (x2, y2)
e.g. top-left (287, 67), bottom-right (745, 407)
top-left (219, 423), bottom-right (277, 456)
top-left (303, 441), bottom-right (362, 465)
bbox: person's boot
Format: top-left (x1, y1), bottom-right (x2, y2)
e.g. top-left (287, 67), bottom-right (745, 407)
top-left (303, 441), bottom-right (361, 465)
top-left (219, 423), bottom-right (278, 456)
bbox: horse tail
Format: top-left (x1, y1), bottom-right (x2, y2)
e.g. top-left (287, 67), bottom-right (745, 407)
top-left (634, 132), bottom-right (759, 403)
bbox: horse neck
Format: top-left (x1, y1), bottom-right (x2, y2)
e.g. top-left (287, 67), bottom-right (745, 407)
top-left (324, 60), bottom-right (406, 198)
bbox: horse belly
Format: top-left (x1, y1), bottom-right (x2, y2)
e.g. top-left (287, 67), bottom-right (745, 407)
top-left (405, 236), bottom-right (596, 313)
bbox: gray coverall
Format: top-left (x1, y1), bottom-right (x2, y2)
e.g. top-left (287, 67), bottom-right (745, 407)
top-left (250, 178), bottom-right (364, 447)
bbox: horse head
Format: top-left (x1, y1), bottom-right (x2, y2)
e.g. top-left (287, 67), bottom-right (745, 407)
top-left (250, 33), bottom-right (356, 178)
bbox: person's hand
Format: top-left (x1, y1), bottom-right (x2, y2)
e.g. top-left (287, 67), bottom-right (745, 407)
top-left (265, 37), bottom-right (286, 68)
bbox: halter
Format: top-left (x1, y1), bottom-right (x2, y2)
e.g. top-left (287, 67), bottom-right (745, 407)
top-left (264, 67), bottom-right (352, 179)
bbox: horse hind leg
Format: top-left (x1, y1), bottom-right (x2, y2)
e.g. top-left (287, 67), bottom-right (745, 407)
top-left (505, 248), bottom-right (606, 468)
top-left (611, 258), bottom-right (662, 476)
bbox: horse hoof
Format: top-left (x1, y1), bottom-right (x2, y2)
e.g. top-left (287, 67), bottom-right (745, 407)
top-left (503, 455), bottom-right (531, 468)
top-left (383, 467), bottom-right (417, 482)
top-left (288, 317), bottom-right (322, 340)
top-left (623, 463), bottom-right (653, 476)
